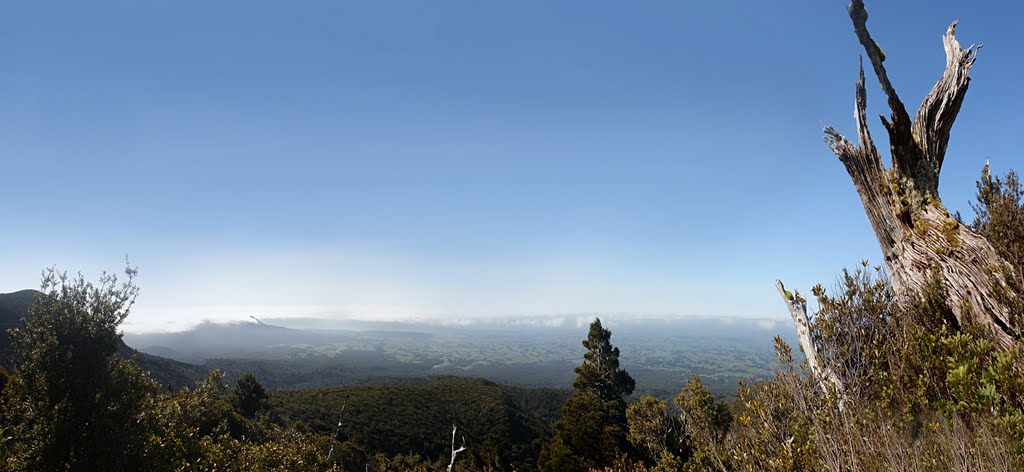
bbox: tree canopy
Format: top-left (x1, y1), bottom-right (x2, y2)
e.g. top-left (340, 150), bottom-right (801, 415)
top-left (573, 318), bottom-right (636, 403)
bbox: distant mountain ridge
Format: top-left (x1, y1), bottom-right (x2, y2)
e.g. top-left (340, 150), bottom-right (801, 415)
top-left (0, 289), bottom-right (207, 390)
top-left (126, 320), bottom-right (357, 363)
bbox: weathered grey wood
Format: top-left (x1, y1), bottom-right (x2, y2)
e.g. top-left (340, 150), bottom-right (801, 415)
top-left (324, 403), bottom-right (346, 462)
top-left (775, 280), bottom-right (843, 395)
top-left (447, 425), bottom-right (467, 472)
top-left (824, 1), bottom-right (1020, 348)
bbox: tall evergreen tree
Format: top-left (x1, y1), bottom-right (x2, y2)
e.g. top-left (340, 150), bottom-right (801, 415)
top-left (539, 318), bottom-right (635, 472)
top-left (573, 318), bottom-right (636, 402)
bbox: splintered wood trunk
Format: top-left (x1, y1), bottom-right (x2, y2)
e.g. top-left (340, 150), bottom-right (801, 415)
top-left (825, 1), bottom-right (1022, 348)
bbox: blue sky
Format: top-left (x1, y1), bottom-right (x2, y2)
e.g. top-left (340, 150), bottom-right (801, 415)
top-left (1, 1), bottom-right (1021, 332)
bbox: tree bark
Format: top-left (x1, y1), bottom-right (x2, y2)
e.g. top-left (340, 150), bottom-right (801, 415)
top-left (825, 0), bottom-right (1021, 347)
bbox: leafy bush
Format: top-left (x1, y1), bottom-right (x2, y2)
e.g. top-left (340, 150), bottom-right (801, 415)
top-left (0, 266), bottom-right (160, 471)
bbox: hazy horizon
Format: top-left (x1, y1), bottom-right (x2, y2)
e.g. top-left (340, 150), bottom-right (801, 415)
top-left (116, 310), bottom-right (790, 334)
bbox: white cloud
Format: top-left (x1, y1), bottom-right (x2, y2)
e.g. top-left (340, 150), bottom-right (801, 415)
top-left (756, 319), bottom-right (778, 331)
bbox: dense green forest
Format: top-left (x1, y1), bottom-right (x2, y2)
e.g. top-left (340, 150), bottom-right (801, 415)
top-left (273, 378), bottom-right (568, 471)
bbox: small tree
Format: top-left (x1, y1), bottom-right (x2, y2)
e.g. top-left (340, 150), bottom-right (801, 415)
top-left (971, 163), bottom-right (1024, 287)
top-left (232, 372), bottom-right (270, 418)
top-left (627, 395), bottom-right (686, 470)
top-left (676, 375), bottom-right (732, 472)
top-left (1, 265), bottom-right (160, 471)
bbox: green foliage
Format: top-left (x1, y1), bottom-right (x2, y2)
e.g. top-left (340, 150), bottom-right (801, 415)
top-left (627, 395), bottom-right (680, 467)
top-left (0, 426), bottom-right (10, 466)
top-left (539, 392), bottom-right (609, 472)
top-left (233, 372), bottom-right (271, 418)
top-left (811, 262), bottom-right (897, 402)
top-left (971, 165), bottom-right (1024, 274)
top-left (540, 318), bottom-right (635, 472)
top-left (574, 318), bottom-right (636, 402)
top-left (272, 376), bottom-right (562, 472)
top-left (940, 218), bottom-right (961, 249)
top-left (730, 342), bottom-right (820, 471)
top-left (600, 394), bottom-right (702, 472)
top-left (706, 171), bottom-right (1024, 470)
top-left (142, 370), bottom-right (239, 469)
top-left (727, 327), bottom-right (1023, 470)
top-left (719, 256), bottom-right (1024, 470)
top-left (940, 333), bottom-right (1024, 449)
top-left (183, 428), bottom-right (343, 472)
top-left (0, 288), bottom-right (208, 391)
top-left (675, 375), bottom-right (731, 471)
top-left (0, 267), bottom-right (359, 471)
top-left (0, 266), bottom-right (163, 471)
top-left (368, 452), bottom-right (435, 471)
top-left (970, 164), bottom-right (1024, 332)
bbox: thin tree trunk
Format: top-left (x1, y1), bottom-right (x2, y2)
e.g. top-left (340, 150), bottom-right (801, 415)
top-left (775, 280), bottom-right (843, 395)
top-left (824, 0), bottom-right (1022, 347)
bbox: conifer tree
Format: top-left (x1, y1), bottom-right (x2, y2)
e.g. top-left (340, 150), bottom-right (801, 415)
top-left (574, 318), bottom-right (636, 402)
top-left (539, 318), bottom-right (635, 472)
top-left (970, 163), bottom-right (1024, 284)
top-left (233, 372), bottom-right (270, 418)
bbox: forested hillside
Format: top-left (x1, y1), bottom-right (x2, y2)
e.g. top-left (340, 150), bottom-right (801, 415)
top-left (273, 377), bottom-right (568, 471)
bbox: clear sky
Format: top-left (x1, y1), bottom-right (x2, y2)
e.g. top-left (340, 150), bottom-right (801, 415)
top-left (1, 1), bottom-right (1021, 332)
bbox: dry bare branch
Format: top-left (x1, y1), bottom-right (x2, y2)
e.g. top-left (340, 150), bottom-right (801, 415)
top-left (447, 425), bottom-right (467, 472)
